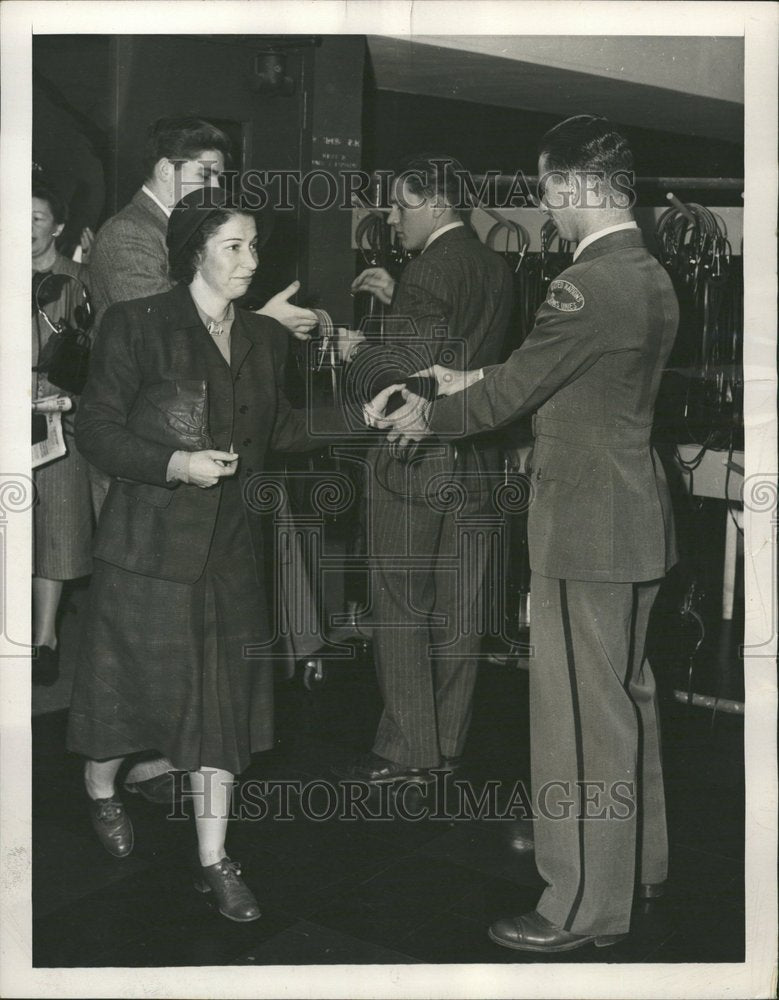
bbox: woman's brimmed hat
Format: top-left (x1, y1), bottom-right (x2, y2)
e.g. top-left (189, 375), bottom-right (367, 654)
top-left (166, 186), bottom-right (275, 258)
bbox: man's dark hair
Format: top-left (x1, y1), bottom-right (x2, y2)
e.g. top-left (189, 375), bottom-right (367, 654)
top-left (32, 175), bottom-right (68, 225)
top-left (394, 152), bottom-right (471, 217)
top-left (538, 115), bottom-right (634, 177)
top-left (143, 116), bottom-right (232, 180)
top-left (168, 206), bottom-right (254, 285)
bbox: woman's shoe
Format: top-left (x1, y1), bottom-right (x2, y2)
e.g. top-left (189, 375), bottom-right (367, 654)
top-left (194, 858), bottom-right (261, 922)
top-left (87, 795), bottom-right (134, 858)
top-left (32, 645), bottom-right (59, 686)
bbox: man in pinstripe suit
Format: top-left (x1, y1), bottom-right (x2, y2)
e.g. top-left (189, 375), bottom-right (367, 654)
top-left (337, 155), bottom-right (514, 783)
top-left (374, 118), bottom-right (678, 952)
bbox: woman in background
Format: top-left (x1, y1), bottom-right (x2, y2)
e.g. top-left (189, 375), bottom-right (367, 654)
top-left (31, 176), bottom-right (93, 685)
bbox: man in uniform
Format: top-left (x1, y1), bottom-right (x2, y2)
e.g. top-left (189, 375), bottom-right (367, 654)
top-left (338, 154), bottom-right (514, 783)
top-left (374, 116), bottom-right (678, 952)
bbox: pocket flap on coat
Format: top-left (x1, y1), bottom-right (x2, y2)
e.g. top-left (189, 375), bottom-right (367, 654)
top-left (121, 480), bottom-right (175, 508)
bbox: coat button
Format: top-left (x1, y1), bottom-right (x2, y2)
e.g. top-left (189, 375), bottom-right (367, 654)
top-left (242, 437), bottom-right (251, 446)
top-left (239, 405), bottom-right (248, 414)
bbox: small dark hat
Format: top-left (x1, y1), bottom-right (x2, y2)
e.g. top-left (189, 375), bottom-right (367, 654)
top-left (166, 186), bottom-right (274, 258)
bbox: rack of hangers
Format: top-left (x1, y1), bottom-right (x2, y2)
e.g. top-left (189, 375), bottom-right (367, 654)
top-left (654, 194), bottom-right (743, 452)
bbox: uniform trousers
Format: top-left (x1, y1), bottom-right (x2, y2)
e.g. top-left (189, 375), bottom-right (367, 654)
top-left (530, 573), bottom-right (668, 936)
top-left (369, 452), bottom-right (494, 768)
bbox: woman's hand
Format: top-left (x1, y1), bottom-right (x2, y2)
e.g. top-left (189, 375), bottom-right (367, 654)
top-left (350, 267), bottom-right (396, 305)
top-left (186, 451), bottom-right (239, 488)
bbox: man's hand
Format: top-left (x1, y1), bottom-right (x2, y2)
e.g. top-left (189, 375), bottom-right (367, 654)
top-left (257, 281), bottom-right (318, 341)
top-left (78, 227), bottom-right (95, 264)
top-left (415, 364), bottom-right (483, 396)
top-left (337, 327), bottom-right (366, 363)
top-left (187, 451), bottom-right (238, 488)
top-left (375, 388), bottom-right (432, 446)
top-left (351, 267), bottom-right (397, 305)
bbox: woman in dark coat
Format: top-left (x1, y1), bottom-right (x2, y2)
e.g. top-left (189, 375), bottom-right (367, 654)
top-left (68, 189), bottom-right (344, 921)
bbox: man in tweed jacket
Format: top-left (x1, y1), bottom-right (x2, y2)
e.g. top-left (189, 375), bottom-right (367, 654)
top-left (338, 155), bottom-right (514, 784)
top-left (376, 118), bottom-right (678, 954)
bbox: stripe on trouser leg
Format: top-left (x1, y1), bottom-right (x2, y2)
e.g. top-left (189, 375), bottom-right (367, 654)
top-left (625, 583), bottom-right (644, 886)
top-left (559, 579), bottom-right (586, 932)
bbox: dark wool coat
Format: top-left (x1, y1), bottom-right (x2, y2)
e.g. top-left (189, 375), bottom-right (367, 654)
top-left (76, 282), bottom-right (345, 585)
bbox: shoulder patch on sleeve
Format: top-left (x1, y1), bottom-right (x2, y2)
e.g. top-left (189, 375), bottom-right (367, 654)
top-left (547, 278), bottom-right (585, 312)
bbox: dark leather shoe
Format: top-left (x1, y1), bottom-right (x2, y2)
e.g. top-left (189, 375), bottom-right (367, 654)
top-left (32, 645), bottom-right (59, 687)
top-left (124, 768), bottom-right (181, 806)
top-left (488, 910), bottom-right (625, 953)
top-left (194, 858), bottom-right (261, 922)
top-left (638, 881), bottom-right (666, 900)
top-left (334, 752), bottom-right (434, 785)
top-left (87, 796), bottom-right (134, 858)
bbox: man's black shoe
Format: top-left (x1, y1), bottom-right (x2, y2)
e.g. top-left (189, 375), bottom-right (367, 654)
top-left (334, 752), bottom-right (434, 785)
top-left (488, 910), bottom-right (625, 953)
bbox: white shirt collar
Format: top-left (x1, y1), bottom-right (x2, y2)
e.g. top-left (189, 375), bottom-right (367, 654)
top-left (423, 220), bottom-right (465, 252)
top-left (573, 221), bottom-right (638, 261)
top-left (141, 184), bottom-right (172, 218)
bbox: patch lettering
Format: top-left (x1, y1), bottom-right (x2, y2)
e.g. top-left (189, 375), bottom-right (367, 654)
top-left (548, 278), bottom-right (585, 312)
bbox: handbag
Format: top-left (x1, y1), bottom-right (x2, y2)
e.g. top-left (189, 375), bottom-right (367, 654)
top-left (128, 379), bottom-right (214, 451)
top-left (33, 272), bottom-right (93, 395)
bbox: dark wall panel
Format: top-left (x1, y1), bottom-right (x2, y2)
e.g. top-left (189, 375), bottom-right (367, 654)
top-left (363, 89), bottom-right (744, 203)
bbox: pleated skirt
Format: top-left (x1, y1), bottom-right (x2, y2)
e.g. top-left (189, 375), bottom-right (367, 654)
top-left (67, 476), bottom-right (274, 775)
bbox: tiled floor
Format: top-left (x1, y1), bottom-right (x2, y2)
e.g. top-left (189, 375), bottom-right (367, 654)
top-left (32, 608), bottom-right (745, 967)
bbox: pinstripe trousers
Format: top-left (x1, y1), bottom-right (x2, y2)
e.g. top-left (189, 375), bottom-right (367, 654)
top-left (368, 457), bottom-right (492, 768)
top-left (530, 573), bottom-right (668, 936)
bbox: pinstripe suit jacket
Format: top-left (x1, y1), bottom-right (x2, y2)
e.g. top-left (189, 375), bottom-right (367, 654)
top-left (350, 225), bottom-right (513, 499)
top-left (429, 229), bottom-right (679, 582)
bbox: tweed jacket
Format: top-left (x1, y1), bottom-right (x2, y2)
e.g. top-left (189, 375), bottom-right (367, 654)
top-left (89, 189), bottom-right (173, 331)
top-left (429, 229), bottom-right (679, 583)
top-left (76, 283), bottom-right (346, 584)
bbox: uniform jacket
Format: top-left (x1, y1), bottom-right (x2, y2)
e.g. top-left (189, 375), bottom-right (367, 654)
top-left (89, 189), bottom-right (172, 331)
top-left (75, 283), bottom-right (345, 585)
top-left (429, 229), bottom-right (679, 582)
top-left (349, 225), bottom-right (514, 499)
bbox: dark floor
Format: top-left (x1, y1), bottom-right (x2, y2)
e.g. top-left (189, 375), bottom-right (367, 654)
top-left (33, 601), bottom-right (745, 968)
